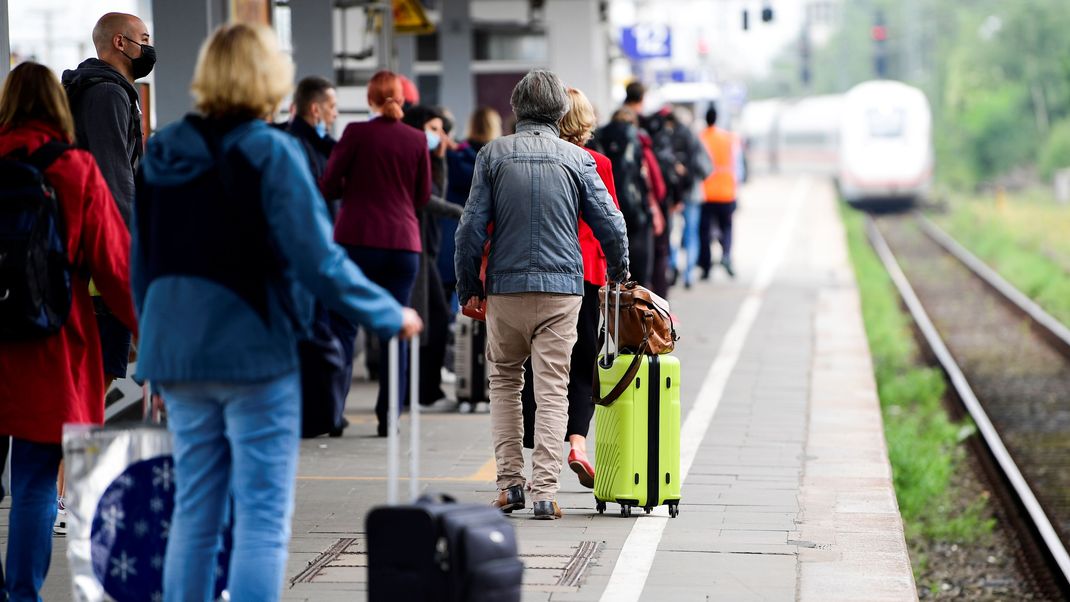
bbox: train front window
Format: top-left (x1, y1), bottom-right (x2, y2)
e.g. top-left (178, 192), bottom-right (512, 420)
top-left (866, 108), bottom-right (906, 138)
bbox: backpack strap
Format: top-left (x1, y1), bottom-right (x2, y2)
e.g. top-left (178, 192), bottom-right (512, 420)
top-left (25, 141), bottom-right (72, 172)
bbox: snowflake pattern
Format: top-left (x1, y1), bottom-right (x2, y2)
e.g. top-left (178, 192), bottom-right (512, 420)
top-left (90, 456), bottom-right (229, 602)
top-left (99, 504), bottom-right (126, 535)
top-left (109, 551), bottom-right (138, 583)
top-left (151, 463), bottom-right (173, 492)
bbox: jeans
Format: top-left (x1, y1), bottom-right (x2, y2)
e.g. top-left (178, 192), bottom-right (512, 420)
top-left (335, 246), bottom-right (419, 432)
top-left (158, 372), bottom-right (301, 602)
top-left (3, 438), bottom-right (62, 602)
top-left (679, 200), bottom-right (701, 285)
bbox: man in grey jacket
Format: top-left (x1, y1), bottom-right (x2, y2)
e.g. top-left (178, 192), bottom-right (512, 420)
top-left (455, 69), bottom-right (629, 519)
top-left (62, 12), bottom-right (154, 386)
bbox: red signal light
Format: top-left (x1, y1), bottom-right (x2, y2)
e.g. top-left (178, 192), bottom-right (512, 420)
top-left (871, 25), bottom-right (887, 41)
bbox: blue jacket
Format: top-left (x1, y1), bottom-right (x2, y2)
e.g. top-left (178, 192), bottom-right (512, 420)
top-left (454, 121), bottom-right (629, 301)
top-left (133, 116), bottom-right (403, 383)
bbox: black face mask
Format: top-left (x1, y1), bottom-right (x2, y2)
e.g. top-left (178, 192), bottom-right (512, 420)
top-left (121, 35), bottom-right (156, 80)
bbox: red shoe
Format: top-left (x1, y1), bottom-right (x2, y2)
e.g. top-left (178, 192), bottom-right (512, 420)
top-left (568, 448), bottom-right (595, 489)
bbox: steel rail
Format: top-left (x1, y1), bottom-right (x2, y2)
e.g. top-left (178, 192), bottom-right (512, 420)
top-left (916, 213), bottom-right (1070, 358)
top-left (865, 215), bottom-right (1070, 587)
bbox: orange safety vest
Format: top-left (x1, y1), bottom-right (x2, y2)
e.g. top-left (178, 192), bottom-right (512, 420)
top-left (700, 126), bottom-right (738, 203)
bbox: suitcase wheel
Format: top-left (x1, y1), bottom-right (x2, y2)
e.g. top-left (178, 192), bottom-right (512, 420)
top-left (620, 505), bottom-right (632, 518)
top-left (643, 506), bottom-right (652, 514)
top-left (668, 503), bottom-right (679, 518)
top-left (596, 500), bottom-right (606, 515)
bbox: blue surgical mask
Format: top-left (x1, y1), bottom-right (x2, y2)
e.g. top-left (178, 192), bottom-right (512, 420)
top-left (315, 120), bottom-right (328, 138)
top-left (426, 130), bottom-right (441, 151)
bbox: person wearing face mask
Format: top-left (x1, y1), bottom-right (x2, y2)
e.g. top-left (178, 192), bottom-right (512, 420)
top-left (61, 12), bottom-right (153, 390)
top-left (401, 105), bottom-right (464, 408)
top-left (284, 76), bottom-right (339, 215)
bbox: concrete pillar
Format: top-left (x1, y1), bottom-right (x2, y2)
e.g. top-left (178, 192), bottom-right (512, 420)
top-left (439, 0), bottom-right (473, 128)
top-left (1, 0), bottom-right (10, 80)
top-left (290, 0), bottom-right (333, 81)
top-left (546, 0), bottom-right (610, 118)
top-left (151, 0), bottom-right (226, 127)
top-left (396, 35), bottom-right (416, 80)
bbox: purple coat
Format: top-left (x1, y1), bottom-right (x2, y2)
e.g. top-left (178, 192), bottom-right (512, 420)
top-left (322, 117), bottom-right (431, 252)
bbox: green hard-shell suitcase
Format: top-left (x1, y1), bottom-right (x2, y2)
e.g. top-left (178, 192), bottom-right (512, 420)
top-left (593, 283), bottom-right (682, 517)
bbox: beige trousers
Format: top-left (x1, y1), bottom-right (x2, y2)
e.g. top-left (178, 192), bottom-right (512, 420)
top-left (485, 292), bottom-right (582, 501)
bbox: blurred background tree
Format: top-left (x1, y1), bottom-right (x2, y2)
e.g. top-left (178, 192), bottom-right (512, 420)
top-left (748, 0), bottom-right (1070, 190)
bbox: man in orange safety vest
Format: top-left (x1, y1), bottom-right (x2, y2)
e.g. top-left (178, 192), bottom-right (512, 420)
top-left (698, 106), bottom-right (744, 278)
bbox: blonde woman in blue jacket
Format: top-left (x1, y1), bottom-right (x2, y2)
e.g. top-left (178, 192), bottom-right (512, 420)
top-left (132, 23), bottom-right (421, 602)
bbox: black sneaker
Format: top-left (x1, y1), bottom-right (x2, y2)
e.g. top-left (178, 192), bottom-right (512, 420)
top-left (492, 484), bottom-right (526, 513)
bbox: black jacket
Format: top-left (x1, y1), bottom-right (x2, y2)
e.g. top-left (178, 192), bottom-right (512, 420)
top-left (283, 116), bottom-right (336, 181)
top-left (61, 59), bottom-right (143, 228)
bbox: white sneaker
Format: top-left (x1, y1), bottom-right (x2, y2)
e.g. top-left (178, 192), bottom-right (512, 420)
top-left (54, 497), bottom-right (67, 536)
top-left (441, 367), bottom-right (457, 385)
top-left (458, 401), bottom-right (473, 414)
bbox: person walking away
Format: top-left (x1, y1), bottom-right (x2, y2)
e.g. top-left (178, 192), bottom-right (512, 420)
top-left (0, 61), bottom-right (138, 602)
top-left (401, 105), bottom-right (465, 407)
top-left (594, 109), bottom-right (654, 286)
top-left (456, 70), bottom-right (629, 519)
top-left (697, 106), bottom-right (744, 279)
top-left (667, 107), bottom-right (712, 289)
top-left (520, 87), bottom-right (622, 488)
top-left (321, 70), bottom-right (431, 437)
top-left (133, 24), bottom-right (422, 602)
top-left (61, 12), bottom-right (152, 389)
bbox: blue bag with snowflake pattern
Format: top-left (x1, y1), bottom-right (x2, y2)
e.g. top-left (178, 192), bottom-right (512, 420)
top-left (63, 412), bottom-right (231, 601)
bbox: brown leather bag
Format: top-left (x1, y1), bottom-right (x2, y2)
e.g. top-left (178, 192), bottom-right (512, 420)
top-left (594, 282), bottom-right (678, 406)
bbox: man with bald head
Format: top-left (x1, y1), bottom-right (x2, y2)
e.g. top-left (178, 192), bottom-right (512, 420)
top-left (61, 12), bottom-right (154, 387)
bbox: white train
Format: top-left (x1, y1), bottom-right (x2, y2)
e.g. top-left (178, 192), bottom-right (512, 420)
top-left (740, 80), bottom-right (933, 203)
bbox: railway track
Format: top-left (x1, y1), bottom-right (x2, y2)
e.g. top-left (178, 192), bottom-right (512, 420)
top-left (866, 212), bottom-right (1070, 599)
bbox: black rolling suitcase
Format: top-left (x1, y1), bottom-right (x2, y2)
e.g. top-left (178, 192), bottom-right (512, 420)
top-left (454, 313), bottom-right (489, 404)
top-left (366, 337), bottom-right (523, 602)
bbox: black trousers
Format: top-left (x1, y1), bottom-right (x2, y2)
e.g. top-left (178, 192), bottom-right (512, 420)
top-left (628, 224), bottom-right (654, 288)
top-left (521, 282), bottom-right (601, 447)
top-left (651, 204), bottom-right (672, 299)
top-left (419, 260), bottom-right (450, 405)
top-left (697, 201), bottom-right (737, 273)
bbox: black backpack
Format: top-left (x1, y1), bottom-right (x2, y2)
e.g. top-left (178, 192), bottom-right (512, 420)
top-left (595, 122), bottom-right (649, 230)
top-left (0, 142), bottom-right (74, 340)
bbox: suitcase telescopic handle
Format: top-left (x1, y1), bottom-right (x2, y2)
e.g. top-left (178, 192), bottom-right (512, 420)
top-left (599, 281), bottom-right (622, 369)
top-left (387, 335), bottom-right (421, 505)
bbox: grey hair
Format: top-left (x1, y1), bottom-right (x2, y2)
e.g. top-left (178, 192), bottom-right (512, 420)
top-left (510, 69), bottom-right (571, 124)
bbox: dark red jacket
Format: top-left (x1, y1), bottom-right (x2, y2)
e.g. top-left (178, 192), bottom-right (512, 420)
top-left (321, 117), bottom-right (431, 252)
top-left (579, 148), bottom-right (621, 286)
top-left (0, 122), bottom-right (137, 444)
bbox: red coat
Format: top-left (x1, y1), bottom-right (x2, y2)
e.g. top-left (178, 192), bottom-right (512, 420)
top-left (579, 148), bottom-right (621, 286)
top-left (0, 122), bottom-right (137, 444)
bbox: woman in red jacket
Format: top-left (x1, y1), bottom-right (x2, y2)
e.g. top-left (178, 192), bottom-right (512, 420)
top-left (321, 70), bottom-right (431, 436)
top-left (0, 62), bottom-right (137, 600)
top-left (521, 87), bottom-right (622, 487)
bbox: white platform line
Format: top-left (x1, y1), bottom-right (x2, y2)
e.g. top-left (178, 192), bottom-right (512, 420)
top-left (599, 178), bottom-right (812, 602)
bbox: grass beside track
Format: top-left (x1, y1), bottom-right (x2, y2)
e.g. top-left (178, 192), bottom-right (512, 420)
top-left (931, 193), bottom-right (1070, 326)
top-left (841, 205), bottom-right (994, 582)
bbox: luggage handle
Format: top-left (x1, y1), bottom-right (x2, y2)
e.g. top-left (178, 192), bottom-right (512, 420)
top-left (387, 335), bottom-right (421, 505)
top-left (598, 281), bottom-right (622, 369)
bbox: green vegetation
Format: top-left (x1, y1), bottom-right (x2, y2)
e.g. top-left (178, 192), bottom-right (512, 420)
top-left (841, 205), bottom-right (994, 577)
top-left (753, 0), bottom-right (1070, 189)
top-left (931, 195), bottom-right (1070, 326)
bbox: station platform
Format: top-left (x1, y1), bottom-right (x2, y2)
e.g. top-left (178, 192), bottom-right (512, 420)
top-left (280, 176), bottom-right (916, 601)
top-left (4, 176), bottom-right (917, 601)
